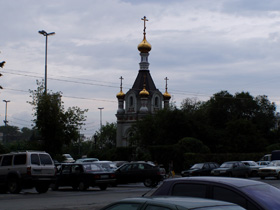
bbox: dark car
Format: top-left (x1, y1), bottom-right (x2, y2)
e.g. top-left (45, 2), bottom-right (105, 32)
top-left (115, 162), bottom-right (163, 187)
top-left (152, 176), bottom-right (280, 210)
top-left (181, 162), bottom-right (219, 177)
top-left (52, 163), bottom-right (116, 191)
top-left (101, 196), bottom-right (245, 210)
top-left (211, 161), bottom-right (249, 177)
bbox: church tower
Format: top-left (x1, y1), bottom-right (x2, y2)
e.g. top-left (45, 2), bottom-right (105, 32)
top-left (116, 16), bottom-right (171, 147)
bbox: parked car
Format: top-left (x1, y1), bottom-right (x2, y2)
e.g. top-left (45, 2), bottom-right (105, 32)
top-left (52, 162), bottom-right (116, 191)
top-left (100, 196), bottom-right (245, 210)
top-left (241, 161), bottom-right (260, 177)
top-left (152, 176), bottom-right (280, 210)
top-left (181, 162), bottom-right (219, 177)
top-left (98, 161), bottom-right (118, 171)
top-left (75, 158), bottom-right (99, 163)
top-left (62, 154), bottom-right (75, 163)
top-left (211, 161), bottom-right (249, 177)
top-left (115, 162), bottom-right (163, 187)
top-left (258, 160), bottom-right (280, 179)
top-left (0, 151), bottom-right (56, 194)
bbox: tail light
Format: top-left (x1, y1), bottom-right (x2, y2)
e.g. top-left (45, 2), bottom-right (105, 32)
top-left (110, 174), bottom-right (116, 178)
top-left (94, 175), bottom-right (100, 179)
top-left (27, 166), bottom-right (32, 176)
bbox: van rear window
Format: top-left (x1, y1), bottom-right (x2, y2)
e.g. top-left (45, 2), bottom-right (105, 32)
top-left (39, 154), bottom-right (53, 165)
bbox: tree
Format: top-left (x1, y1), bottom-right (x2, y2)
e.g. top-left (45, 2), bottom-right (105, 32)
top-left (92, 122), bottom-right (117, 149)
top-left (28, 81), bottom-right (88, 157)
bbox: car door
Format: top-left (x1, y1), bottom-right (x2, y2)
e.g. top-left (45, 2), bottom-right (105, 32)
top-left (116, 164), bottom-right (133, 183)
top-left (58, 165), bottom-right (72, 186)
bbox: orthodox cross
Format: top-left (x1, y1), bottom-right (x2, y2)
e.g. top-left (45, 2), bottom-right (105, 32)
top-left (164, 77), bottom-right (169, 92)
top-left (119, 76), bottom-right (124, 91)
top-left (141, 16), bottom-right (148, 34)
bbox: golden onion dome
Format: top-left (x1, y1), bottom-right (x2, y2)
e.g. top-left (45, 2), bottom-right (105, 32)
top-left (116, 90), bottom-right (125, 99)
top-left (139, 87), bottom-right (149, 97)
top-left (138, 34), bottom-right (152, 53)
top-left (163, 91), bottom-right (171, 99)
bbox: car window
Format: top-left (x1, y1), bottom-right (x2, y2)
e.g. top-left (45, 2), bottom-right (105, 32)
top-left (0, 156), bottom-right (2, 164)
top-left (172, 183), bottom-right (207, 198)
top-left (39, 154), bottom-right (53, 165)
top-left (104, 203), bottom-right (141, 210)
top-left (204, 163), bottom-right (210, 169)
top-left (1, 155), bottom-right (13, 166)
top-left (84, 163), bottom-right (103, 171)
top-left (62, 165), bottom-right (71, 174)
top-left (213, 186), bottom-right (249, 209)
top-left (145, 205), bottom-right (172, 210)
top-left (119, 164), bottom-right (132, 172)
top-left (14, 154), bottom-right (26, 165)
top-left (144, 164), bottom-right (154, 169)
top-left (31, 154), bottom-right (40, 165)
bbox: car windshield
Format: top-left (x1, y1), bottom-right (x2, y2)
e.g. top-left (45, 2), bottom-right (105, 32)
top-left (242, 184), bottom-right (280, 209)
top-left (83, 163), bottom-right (104, 172)
top-left (220, 163), bottom-right (234, 168)
top-left (191, 163), bottom-right (204, 169)
top-left (268, 161), bottom-right (280, 167)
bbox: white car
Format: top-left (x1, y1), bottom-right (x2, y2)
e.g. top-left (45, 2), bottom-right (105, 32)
top-left (258, 160), bottom-right (280, 179)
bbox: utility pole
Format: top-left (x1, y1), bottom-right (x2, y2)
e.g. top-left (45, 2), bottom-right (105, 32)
top-left (3, 100), bottom-right (10, 143)
top-left (3, 100), bottom-right (10, 126)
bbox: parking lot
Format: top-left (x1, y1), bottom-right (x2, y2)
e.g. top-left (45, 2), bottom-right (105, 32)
top-left (0, 177), bottom-right (279, 210)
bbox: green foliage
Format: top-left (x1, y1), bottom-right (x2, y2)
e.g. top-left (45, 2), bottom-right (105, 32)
top-left (178, 137), bottom-right (210, 153)
top-left (266, 143), bottom-right (280, 152)
top-left (28, 80), bottom-right (88, 157)
top-left (93, 122), bottom-right (117, 149)
top-left (130, 90), bottom-right (278, 154)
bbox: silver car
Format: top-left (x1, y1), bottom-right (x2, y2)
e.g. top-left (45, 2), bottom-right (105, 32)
top-left (258, 160), bottom-right (280, 179)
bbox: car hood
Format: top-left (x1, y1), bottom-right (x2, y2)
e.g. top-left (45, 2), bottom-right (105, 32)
top-left (259, 166), bottom-right (280, 170)
top-left (213, 168), bottom-right (230, 171)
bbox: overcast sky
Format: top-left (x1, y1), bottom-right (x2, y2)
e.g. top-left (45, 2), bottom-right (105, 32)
top-left (1, 0), bottom-right (280, 138)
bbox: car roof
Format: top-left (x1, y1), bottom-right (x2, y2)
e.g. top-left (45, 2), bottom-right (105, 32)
top-left (163, 176), bottom-right (266, 188)
top-left (114, 196), bottom-right (243, 209)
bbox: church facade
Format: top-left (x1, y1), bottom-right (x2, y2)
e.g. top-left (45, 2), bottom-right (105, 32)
top-left (116, 17), bottom-right (171, 147)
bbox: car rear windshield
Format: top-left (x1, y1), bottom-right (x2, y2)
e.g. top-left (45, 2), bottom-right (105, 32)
top-left (83, 163), bottom-right (104, 172)
top-left (242, 184), bottom-right (280, 209)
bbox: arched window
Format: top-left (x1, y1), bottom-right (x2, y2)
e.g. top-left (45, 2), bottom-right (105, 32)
top-left (155, 96), bottom-right (159, 107)
top-left (129, 96), bottom-right (134, 107)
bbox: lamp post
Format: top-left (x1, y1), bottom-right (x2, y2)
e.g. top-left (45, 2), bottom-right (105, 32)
top-left (98, 107), bottom-right (104, 130)
top-left (38, 30), bottom-right (55, 94)
top-left (3, 100), bottom-right (10, 126)
top-left (3, 100), bottom-right (10, 143)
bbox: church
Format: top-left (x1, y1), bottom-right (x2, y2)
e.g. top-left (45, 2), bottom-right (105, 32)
top-left (116, 17), bottom-right (171, 147)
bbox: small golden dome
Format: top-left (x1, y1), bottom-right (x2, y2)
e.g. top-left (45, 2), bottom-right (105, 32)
top-left (163, 91), bottom-right (171, 99)
top-left (140, 87), bottom-right (149, 97)
top-left (116, 90), bottom-right (125, 99)
top-left (138, 35), bottom-right (152, 53)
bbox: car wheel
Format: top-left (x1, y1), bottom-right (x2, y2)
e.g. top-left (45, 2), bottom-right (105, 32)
top-left (8, 178), bottom-right (22, 194)
top-left (251, 171), bottom-right (258, 177)
top-left (78, 182), bottom-right (88, 191)
top-left (260, 176), bottom-right (265, 180)
top-left (277, 173), bottom-right (280, 180)
top-left (35, 184), bottom-right (49, 193)
top-left (143, 178), bottom-right (154, 187)
top-left (244, 172), bottom-right (249, 178)
top-left (228, 172), bottom-right (233, 177)
top-left (99, 184), bottom-right (107, 191)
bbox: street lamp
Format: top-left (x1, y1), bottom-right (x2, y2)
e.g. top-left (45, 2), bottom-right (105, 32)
top-left (38, 30), bottom-right (55, 94)
top-left (98, 107), bottom-right (104, 130)
top-left (3, 100), bottom-right (10, 126)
